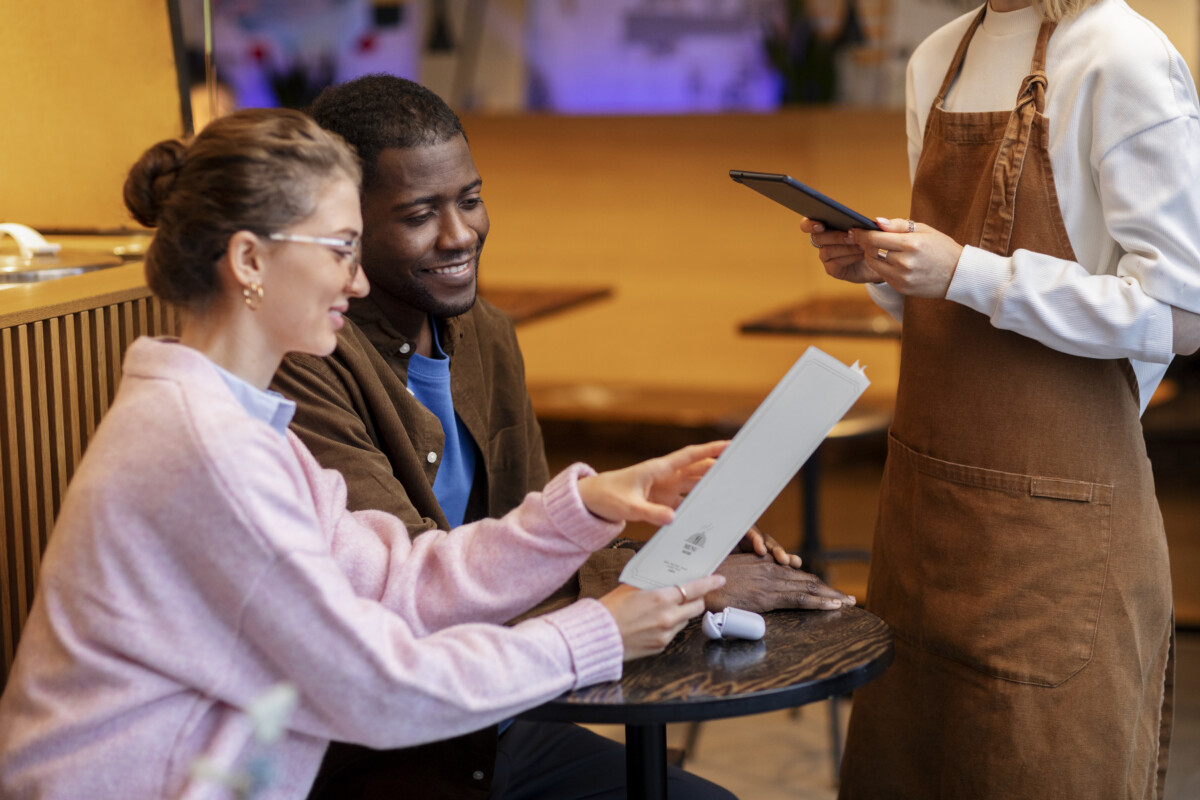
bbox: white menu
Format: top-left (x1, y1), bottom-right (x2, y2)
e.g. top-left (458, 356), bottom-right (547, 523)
top-left (619, 347), bottom-right (870, 590)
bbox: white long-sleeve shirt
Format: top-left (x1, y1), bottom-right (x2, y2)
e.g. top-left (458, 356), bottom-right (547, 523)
top-left (869, 0), bottom-right (1200, 412)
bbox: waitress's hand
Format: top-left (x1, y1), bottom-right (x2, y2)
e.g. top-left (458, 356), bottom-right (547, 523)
top-left (849, 217), bottom-right (964, 298)
top-left (599, 575), bottom-right (726, 661)
top-left (577, 441), bottom-right (729, 527)
top-left (802, 217), bottom-right (883, 284)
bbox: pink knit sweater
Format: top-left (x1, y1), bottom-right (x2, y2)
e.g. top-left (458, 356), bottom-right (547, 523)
top-left (0, 338), bottom-right (624, 799)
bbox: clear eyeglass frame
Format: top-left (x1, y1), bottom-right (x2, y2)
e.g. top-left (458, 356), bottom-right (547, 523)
top-left (266, 232), bottom-right (360, 284)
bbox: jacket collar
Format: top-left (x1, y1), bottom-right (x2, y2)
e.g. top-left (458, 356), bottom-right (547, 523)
top-left (346, 296), bottom-right (462, 363)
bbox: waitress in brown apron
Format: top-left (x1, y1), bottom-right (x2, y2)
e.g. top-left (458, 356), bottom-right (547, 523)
top-left (806, 1), bottom-right (1200, 797)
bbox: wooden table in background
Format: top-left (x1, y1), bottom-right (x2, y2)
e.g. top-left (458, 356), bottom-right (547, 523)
top-left (521, 606), bottom-right (893, 800)
top-left (479, 284), bottom-right (612, 326)
top-left (738, 295), bottom-right (901, 339)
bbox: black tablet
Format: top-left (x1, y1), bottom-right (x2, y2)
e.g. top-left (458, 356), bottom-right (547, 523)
top-left (729, 169), bottom-right (880, 231)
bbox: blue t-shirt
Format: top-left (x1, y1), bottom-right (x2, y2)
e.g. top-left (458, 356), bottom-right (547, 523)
top-left (405, 324), bottom-right (478, 528)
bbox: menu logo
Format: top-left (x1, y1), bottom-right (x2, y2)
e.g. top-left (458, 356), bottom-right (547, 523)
top-left (682, 529), bottom-right (709, 557)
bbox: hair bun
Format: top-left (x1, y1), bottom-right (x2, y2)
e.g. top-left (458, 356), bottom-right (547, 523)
top-left (123, 139), bottom-right (188, 228)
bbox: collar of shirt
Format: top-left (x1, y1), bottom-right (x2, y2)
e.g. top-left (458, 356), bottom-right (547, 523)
top-left (347, 296), bottom-right (462, 368)
top-left (210, 360), bottom-right (297, 436)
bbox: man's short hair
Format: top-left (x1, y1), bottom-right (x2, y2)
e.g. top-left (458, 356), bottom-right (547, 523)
top-left (307, 74), bottom-right (466, 190)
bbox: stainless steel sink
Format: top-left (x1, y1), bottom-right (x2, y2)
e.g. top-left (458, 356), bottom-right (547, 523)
top-left (0, 251), bottom-right (126, 284)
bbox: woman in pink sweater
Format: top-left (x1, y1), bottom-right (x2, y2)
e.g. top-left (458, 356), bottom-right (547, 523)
top-left (0, 109), bottom-right (728, 799)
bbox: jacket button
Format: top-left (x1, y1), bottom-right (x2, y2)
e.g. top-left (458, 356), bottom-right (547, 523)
top-left (399, 342), bottom-right (411, 354)
top-left (472, 770), bottom-right (485, 781)
top-left (427, 451), bottom-right (438, 463)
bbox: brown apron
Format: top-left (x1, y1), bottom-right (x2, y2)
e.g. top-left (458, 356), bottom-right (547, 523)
top-left (839, 10), bottom-right (1175, 799)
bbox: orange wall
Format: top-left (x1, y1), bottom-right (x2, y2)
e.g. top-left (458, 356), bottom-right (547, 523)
top-left (1, 0), bottom-right (184, 231)
top-left (464, 110), bottom-right (908, 401)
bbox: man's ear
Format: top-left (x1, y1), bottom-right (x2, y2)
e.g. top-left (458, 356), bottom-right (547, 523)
top-left (225, 229), bottom-right (266, 290)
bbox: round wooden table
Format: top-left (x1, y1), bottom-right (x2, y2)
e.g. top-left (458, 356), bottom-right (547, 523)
top-left (521, 605), bottom-right (893, 800)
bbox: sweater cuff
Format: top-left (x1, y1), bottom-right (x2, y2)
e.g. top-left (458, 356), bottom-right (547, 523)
top-left (945, 245), bottom-right (1012, 316)
top-left (543, 598), bottom-right (624, 689)
top-left (541, 463), bottom-right (626, 552)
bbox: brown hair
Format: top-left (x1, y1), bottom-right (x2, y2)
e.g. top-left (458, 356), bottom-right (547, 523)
top-left (123, 107), bottom-right (361, 311)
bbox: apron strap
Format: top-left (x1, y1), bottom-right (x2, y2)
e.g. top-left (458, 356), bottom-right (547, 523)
top-left (978, 20), bottom-right (1058, 255)
top-left (932, 6), bottom-right (988, 111)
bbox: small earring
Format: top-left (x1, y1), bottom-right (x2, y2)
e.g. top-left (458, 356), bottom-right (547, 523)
top-left (242, 282), bottom-right (264, 311)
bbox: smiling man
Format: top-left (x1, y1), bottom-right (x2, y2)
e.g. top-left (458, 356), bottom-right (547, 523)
top-left (273, 74), bottom-right (848, 799)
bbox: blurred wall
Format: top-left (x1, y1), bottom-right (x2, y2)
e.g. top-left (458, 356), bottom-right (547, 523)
top-left (0, 0), bottom-right (184, 231)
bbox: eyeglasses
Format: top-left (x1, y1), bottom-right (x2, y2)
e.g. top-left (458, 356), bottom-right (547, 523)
top-left (267, 232), bottom-right (361, 284)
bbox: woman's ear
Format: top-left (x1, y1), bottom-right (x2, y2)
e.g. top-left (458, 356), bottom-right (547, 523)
top-left (225, 230), bottom-right (266, 291)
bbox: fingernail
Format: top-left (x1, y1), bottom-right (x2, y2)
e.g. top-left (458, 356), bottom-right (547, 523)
top-left (875, 217), bottom-right (888, 226)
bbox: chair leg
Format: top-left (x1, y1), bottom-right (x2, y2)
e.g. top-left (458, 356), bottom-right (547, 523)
top-left (829, 695), bottom-right (843, 784)
top-left (680, 720), bottom-right (703, 764)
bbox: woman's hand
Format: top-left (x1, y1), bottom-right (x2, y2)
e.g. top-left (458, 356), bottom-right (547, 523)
top-left (849, 217), bottom-right (964, 298)
top-left (577, 441), bottom-right (729, 527)
top-left (802, 218), bottom-right (883, 284)
top-left (804, 216), bottom-right (964, 297)
top-left (599, 575), bottom-right (727, 661)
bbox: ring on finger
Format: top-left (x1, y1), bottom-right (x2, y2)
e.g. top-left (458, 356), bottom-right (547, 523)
top-left (809, 233), bottom-right (819, 248)
top-left (906, 218), bottom-right (916, 233)
top-left (677, 585), bottom-right (688, 603)
top-left (877, 248), bottom-right (889, 261)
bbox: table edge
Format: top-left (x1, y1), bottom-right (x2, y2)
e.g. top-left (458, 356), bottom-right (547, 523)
top-left (521, 643), bottom-right (894, 726)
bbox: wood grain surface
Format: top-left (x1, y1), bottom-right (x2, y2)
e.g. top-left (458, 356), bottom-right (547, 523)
top-left (524, 606), bottom-right (892, 726)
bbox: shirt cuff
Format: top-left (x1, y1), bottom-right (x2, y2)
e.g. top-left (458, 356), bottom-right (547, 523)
top-left (543, 598), bottom-right (624, 689)
top-left (866, 282), bottom-right (904, 321)
top-left (945, 245), bottom-right (1012, 316)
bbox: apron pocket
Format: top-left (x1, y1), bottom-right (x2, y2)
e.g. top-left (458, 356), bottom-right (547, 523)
top-left (877, 434), bottom-right (1113, 687)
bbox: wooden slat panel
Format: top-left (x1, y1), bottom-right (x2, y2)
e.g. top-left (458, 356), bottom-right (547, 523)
top-left (93, 307), bottom-right (110, 420)
top-left (48, 319), bottom-right (69, 520)
top-left (32, 321), bottom-right (53, 561)
top-left (119, 301), bottom-right (135, 378)
top-left (64, 314), bottom-right (82, 472)
top-left (13, 325), bottom-right (34, 640)
top-left (1, 327), bottom-right (17, 673)
top-left (134, 297), bottom-right (149, 342)
top-left (80, 310), bottom-right (96, 443)
top-left (1, 294), bottom-right (180, 686)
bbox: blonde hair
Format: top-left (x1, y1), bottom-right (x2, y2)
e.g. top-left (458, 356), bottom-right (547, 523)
top-left (1033, 0), bottom-right (1102, 22)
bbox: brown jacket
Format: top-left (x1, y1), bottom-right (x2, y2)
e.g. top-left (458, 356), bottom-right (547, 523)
top-left (273, 295), bottom-right (631, 799)
top-left (274, 295), bottom-right (548, 535)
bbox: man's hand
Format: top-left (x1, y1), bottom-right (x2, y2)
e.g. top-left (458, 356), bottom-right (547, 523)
top-left (709, 553), bottom-right (855, 612)
top-left (739, 526), bottom-right (802, 568)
